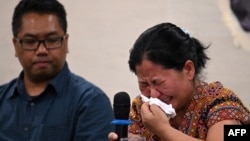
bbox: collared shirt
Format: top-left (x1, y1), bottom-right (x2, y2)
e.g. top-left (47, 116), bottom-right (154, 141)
top-left (0, 63), bottom-right (115, 141)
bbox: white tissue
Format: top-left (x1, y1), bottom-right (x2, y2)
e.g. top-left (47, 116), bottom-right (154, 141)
top-left (140, 94), bottom-right (176, 118)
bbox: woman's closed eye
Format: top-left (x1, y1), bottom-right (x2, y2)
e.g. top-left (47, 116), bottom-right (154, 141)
top-left (152, 79), bottom-right (164, 86)
top-left (139, 81), bottom-right (149, 88)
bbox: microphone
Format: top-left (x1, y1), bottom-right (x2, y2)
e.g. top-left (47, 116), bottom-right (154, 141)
top-left (111, 91), bottom-right (131, 141)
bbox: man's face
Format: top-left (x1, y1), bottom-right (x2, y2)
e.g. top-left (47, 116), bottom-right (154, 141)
top-left (13, 12), bottom-right (69, 82)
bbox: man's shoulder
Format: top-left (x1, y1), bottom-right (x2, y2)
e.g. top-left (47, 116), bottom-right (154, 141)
top-left (0, 78), bottom-right (18, 90)
top-left (65, 72), bottom-right (112, 108)
top-left (0, 78), bottom-right (18, 98)
top-left (69, 72), bottom-right (96, 88)
top-left (67, 72), bottom-right (106, 96)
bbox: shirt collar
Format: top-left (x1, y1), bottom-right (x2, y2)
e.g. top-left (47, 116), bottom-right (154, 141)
top-left (50, 62), bottom-right (70, 96)
top-left (7, 62), bottom-right (71, 99)
top-left (6, 72), bottom-right (24, 99)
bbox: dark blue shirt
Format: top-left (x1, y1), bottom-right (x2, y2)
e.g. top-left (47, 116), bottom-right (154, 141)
top-left (0, 63), bottom-right (115, 141)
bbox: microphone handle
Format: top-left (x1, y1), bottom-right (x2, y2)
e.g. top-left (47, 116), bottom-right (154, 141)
top-left (111, 119), bottom-right (132, 141)
top-left (115, 125), bottom-right (128, 141)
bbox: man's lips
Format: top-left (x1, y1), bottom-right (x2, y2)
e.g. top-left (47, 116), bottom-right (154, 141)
top-left (33, 61), bottom-right (50, 68)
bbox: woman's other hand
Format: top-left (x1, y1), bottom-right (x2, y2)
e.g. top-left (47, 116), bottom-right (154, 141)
top-left (108, 132), bottom-right (118, 141)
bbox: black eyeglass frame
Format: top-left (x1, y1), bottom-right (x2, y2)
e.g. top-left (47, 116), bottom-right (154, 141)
top-left (15, 35), bottom-right (67, 51)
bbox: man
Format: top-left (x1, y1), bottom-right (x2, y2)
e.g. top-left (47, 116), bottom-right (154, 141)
top-left (0, 0), bottom-right (114, 140)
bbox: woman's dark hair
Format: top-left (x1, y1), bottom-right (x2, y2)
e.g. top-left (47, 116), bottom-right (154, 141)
top-left (12, 0), bottom-right (67, 37)
top-left (128, 22), bottom-right (210, 77)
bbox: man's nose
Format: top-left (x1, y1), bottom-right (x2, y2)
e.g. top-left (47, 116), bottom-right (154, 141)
top-left (36, 41), bottom-right (48, 52)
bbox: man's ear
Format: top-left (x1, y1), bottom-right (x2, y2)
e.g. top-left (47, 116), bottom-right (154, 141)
top-left (12, 38), bottom-right (18, 57)
top-left (183, 60), bottom-right (195, 80)
top-left (65, 34), bottom-right (69, 53)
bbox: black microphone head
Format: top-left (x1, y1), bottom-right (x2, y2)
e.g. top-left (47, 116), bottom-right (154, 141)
top-left (113, 91), bottom-right (131, 119)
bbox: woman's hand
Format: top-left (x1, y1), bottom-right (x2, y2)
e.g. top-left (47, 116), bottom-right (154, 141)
top-left (108, 132), bottom-right (118, 141)
top-left (108, 132), bottom-right (141, 141)
top-left (141, 102), bottom-right (171, 134)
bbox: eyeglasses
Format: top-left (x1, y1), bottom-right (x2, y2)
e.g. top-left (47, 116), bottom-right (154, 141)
top-left (15, 35), bottom-right (67, 51)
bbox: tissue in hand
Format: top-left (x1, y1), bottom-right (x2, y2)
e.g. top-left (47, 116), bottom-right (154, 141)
top-left (140, 94), bottom-right (176, 118)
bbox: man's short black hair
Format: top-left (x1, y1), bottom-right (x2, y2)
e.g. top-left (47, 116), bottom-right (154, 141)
top-left (12, 0), bottom-right (67, 37)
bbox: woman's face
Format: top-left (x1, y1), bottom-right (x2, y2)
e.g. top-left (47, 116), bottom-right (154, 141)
top-left (135, 59), bottom-right (195, 113)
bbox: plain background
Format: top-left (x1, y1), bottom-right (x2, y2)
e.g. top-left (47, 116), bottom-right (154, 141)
top-left (1, 0), bottom-right (249, 109)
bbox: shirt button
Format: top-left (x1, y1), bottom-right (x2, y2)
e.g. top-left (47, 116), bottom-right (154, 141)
top-left (30, 102), bottom-right (35, 107)
top-left (24, 127), bottom-right (29, 131)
